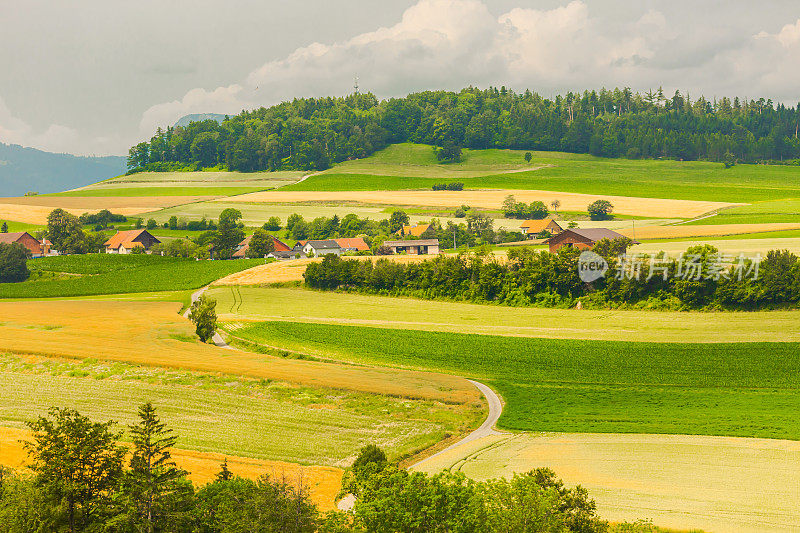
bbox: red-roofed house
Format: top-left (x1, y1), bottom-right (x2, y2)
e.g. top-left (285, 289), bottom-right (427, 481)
top-left (233, 234), bottom-right (291, 258)
top-left (0, 232), bottom-right (50, 257)
top-left (335, 237), bottom-right (370, 252)
top-left (104, 229), bottom-right (160, 254)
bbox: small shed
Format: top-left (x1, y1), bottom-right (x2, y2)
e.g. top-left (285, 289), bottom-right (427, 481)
top-left (382, 239), bottom-right (440, 255)
top-left (546, 228), bottom-right (636, 253)
top-left (104, 229), bottom-right (160, 254)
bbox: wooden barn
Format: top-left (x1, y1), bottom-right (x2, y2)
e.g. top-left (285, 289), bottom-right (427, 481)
top-left (546, 228), bottom-right (637, 253)
top-left (0, 232), bottom-right (50, 257)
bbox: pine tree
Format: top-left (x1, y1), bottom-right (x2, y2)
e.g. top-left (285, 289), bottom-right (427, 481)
top-left (216, 459), bottom-right (233, 481)
top-left (1, 221), bottom-right (7, 233)
top-left (125, 402), bottom-right (189, 533)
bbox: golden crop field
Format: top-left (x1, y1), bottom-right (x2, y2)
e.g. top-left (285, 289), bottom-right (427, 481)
top-left (0, 196), bottom-right (208, 224)
top-left (0, 427), bottom-right (343, 510)
top-left (619, 222), bottom-right (800, 240)
top-left (0, 300), bottom-right (478, 405)
top-left (413, 432), bottom-right (800, 532)
top-left (214, 255), bottom-right (438, 285)
top-left (221, 189), bottom-right (740, 218)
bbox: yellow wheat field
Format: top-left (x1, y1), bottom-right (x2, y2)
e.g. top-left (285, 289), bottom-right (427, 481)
top-left (215, 255), bottom-right (437, 285)
top-left (0, 300), bottom-right (478, 405)
top-left (618, 222), bottom-right (800, 240)
top-left (0, 196), bottom-right (209, 224)
top-left (0, 427), bottom-right (343, 510)
top-left (221, 189), bottom-right (741, 218)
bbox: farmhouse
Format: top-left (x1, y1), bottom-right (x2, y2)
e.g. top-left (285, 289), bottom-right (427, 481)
top-left (0, 232), bottom-right (50, 257)
top-left (302, 240), bottom-right (342, 256)
top-left (233, 234), bottom-right (291, 259)
top-left (382, 238), bottom-right (440, 255)
top-left (335, 237), bottom-right (370, 252)
top-left (104, 229), bottom-right (160, 254)
top-left (520, 218), bottom-right (563, 239)
top-left (546, 228), bottom-right (637, 253)
top-left (396, 223), bottom-right (431, 237)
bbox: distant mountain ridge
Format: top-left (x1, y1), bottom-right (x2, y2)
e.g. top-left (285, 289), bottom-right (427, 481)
top-left (0, 143), bottom-right (127, 197)
top-left (174, 113), bottom-right (227, 127)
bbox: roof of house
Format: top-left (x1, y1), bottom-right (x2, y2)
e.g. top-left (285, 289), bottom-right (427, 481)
top-left (305, 239), bottom-right (341, 250)
top-left (550, 228), bottom-right (639, 244)
top-left (383, 239), bottom-right (440, 247)
top-left (397, 224), bottom-right (431, 237)
top-left (335, 237), bottom-right (369, 251)
top-left (0, 232), bottom-right (30, 244)
top-left (234, 235), bottom-right (292, 258)
top-left (104, 229), bottom-right (159, 248)
top-left (520, 218), bottom-right (561, 234)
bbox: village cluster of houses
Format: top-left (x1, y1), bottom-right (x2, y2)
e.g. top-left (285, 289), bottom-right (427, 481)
top-left (2, 217), bottom-right (631, 261)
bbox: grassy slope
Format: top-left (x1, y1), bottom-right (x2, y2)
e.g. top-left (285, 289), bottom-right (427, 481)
top-left (211, 286), bottom-right (800, 343)
top-left (230, 321), bottom-right (800, 440)
top-left (284, 144), bottom-right (800, 203)
top-left (685, 199), bottom-right (800, 224)
top-left (0, 255), bottom-right (263, 298)
top-left (0, 353), bottom-right (469, 465)
top-left (45, 186), bottom-right (266, 197)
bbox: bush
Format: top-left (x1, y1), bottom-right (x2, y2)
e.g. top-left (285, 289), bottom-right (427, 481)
top-left (263, 216), bottom-right (282, 231)
top-left (432, 182), bottom-right (464, 191)
top-left (0, 243), bottom-right (31, 283)
top-left (587, 200), bottom-right (614, 220)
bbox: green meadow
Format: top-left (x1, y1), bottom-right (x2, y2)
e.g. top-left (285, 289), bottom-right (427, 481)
top-left (0, 255), bottom-right (262, 298)
top-left (228, 321), bottom-right (800, 440)
top-left (685, 199), bottom-right (800, 224)
top-left (284, 143), bottom-right (800, 203)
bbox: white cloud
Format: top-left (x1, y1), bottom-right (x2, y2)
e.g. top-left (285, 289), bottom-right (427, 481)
top-left (139, 0), bottom-right (685, 132)
top-left (0, 96), bottom-right (79, 154)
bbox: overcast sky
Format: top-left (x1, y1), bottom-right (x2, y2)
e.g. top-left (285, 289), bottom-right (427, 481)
top-left (2, 0), bottom-right (800, 156)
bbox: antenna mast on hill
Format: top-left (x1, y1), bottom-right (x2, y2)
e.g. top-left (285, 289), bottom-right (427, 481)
top-left (354, 75), bottom-right (360, 95)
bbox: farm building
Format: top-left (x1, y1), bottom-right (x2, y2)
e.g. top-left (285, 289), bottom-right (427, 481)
top-left (233, 234), bottom-right (291, 259)
top-left (520, 218), bottom-right (563, 239)
top-left (302, 240), bottom-right (342, 256)
top-left (382, 239), bottom-right (440, 255)
top-left (104, 229), bottom-right (160, 254)
top-left (396, 224), bottom-right (431, 237)
top-left (0, 232), bottom-right (51, 257)
top-left (335, 237), bottom-right (370, 252)
top-left (546, 228), bottom-right (637, 253)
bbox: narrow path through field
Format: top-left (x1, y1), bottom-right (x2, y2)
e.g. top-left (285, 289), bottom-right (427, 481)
top-left (411, 380), bottom-right (503, 467)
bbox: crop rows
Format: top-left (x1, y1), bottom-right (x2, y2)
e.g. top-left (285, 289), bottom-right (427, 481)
top-left (1, 256), bottom-right (263, 297)
top-left (231, 320), bottom-right (800, 440)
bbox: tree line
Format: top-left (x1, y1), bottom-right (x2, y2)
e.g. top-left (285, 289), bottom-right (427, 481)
top-left (1, 405), bottom-right (662, 532)
top-left (303, 243), bottom-right (800, 311)
top-left (129, 87), bottom-right (800, 173)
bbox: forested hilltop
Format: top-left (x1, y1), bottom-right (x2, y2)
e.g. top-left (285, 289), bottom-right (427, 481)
top-left (128, 87), bottom-right (800, 173)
